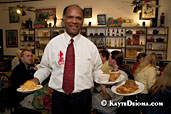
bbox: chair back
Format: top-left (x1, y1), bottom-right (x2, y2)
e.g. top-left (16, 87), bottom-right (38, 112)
top-left (0, 72), bottom-right (10, 91)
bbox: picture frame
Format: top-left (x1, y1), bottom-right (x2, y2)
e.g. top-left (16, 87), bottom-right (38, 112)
top-left (83, 8), bottom-right (92, 18)
top-left (97, 14), bottom-right (106, 25)
top-left (6, 30), bottom-right (18, 48)
top-left (126, 48), bottom-right (137, 58)
top-left (133, 35), bottom-right (140, 45)
top-left (139, 0), bottom-right (158, 20)
top-left (9, 7), bottom-right (19, 23)
top-left (36, 8), bottom-right (56, 21)
top-left (157, 54), bottom-right (163, 60)
top-left (148, 44), bottom-right (152, 49)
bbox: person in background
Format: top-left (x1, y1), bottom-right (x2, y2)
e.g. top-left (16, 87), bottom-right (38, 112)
top-left (31, 4), bottom-right (103, 114)
top-left (130, 53), bottom-right (146, 75)
top-left (93, 49), bottom-right (113, 94)
top-left (99, 49), bottom-right (113, 74)
top-left (92, 51), bottom-right (128, 114)
top-left (11, 50), bottom-right (22, 70)
top-left (9, 49), bottom-right (40, 113)
top-left (32, 54), bottom-right (40, 64)
top-left (133, 53), bottom-right (157, 102)
top-left (144, 62), bottom-right (171, 114)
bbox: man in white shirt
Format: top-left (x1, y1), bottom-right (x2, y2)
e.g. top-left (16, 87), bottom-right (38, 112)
top-left (31, 4), bottom-right (102, 114)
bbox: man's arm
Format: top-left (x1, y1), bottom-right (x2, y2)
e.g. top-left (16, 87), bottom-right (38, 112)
top-left (33, 43), bottom-right (52, 84)
top-left (100, 85), bottom-right (111, 100)
top-left (92, 47), bottom-right (103, 81)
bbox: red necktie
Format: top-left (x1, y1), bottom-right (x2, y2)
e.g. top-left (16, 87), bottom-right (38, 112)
top-left (62, 39), bottom-right (75, 95)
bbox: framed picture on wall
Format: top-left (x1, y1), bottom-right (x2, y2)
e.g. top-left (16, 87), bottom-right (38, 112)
top-left (83, 8), bottom-right (92, 18)
top-left (9, 7), bottom-right (19, 23)
top-left (97, 14), bottom-right (106, 25)
top-left (126, 48), bottom-right (137, 58)
top-left (148, 44), bottom-right (152, 49)
top-left (6, 30), bottom-right (18, 48)
top-left (36, 8), bottom-right (56, 21)
top-left (139, 0), bottom-right (158, 20)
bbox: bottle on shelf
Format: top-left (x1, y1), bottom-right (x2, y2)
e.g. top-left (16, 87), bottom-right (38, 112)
top-left (101, 38), bottom-right (104, 47)
top-left (127, 37), bottom-right (132, 45)
top-left (140, 41), bottom-right (143, 45)
top-left (120, 29), bottom-right (124, 36)
top-left (95, 29), bottom-right (98, 36)
top-left (118, 39), bottom-right (121, 47)
top-left (121, 39), bottom-right (124, 47)
top-left (112, 29), bottom-right (115, 36)
top-left (116, 29), bottom-right (119, 36)
top-left (107, 28), bottom-right (110, 36)
top-left (109, 39), bottom-right (111, 47)
top-left (106, 39), bottom-right (109, 47)
top-left (114, 39), bottom-right (117, 47)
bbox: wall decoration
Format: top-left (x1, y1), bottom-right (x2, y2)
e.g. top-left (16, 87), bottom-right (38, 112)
top-left (107, 17), bottom-right (122, 27)
top-left (148, 44), bottom-right (152, 49)
top-left (36, 8), bottom-right (56, 21)
top-left (6, 30), bottom-right (18, 47)
top-left (126, 48), bottom-right (137, 58)
top-left (132, 35), bottom-right (140, 45)
top-left (9, 7), bottom-right (19, 23)
top-left (97, 14), bottom-right (106, 25)
top-left (83, 8), bottom-right (92, 18)
top-left (139, 0), bottom-right (158, 20)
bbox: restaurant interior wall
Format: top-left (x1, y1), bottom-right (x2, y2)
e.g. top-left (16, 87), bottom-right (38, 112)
top-left (0, 0), bottom-right (170, 60)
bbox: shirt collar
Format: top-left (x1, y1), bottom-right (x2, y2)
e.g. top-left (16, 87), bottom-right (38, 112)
top-left (21, 62), bottom-right (29, 70)
top-left (64, 32), bottom-right (81, 45)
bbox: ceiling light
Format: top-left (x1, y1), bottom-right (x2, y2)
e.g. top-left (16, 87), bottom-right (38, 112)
top-left (16, 8), bottom-right (26, 16)
top-left (16, 9), bottom-right (21, 14)
top-left (138, 10), bottom-right (142, 13)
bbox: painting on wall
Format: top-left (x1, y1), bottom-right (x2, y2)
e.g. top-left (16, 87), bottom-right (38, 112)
top-left (9, 7), bottom-right (19, 23)
top-left (97, 14), bottom-right (106, 25)
top-left (83, 8), bottom-right (92, 18)
top-left (36, 8), bottom-right (56, 21)
top-left (139, 0), bottom-right (158, 20)
top-left (126, 48), bottom-right (137, 58)
top-left (6, 30), bottom-right (18, 48)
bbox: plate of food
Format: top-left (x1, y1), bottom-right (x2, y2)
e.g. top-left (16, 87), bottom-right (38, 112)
top-left (95, 71), bottom-right (126, 85)
top-left (17, 80), bottom-right (43, 93)
top-left (111, 80), bottom-right (144, 96)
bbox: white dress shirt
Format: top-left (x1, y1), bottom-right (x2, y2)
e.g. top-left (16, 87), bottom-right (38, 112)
top-left (34, 32), bottom-right (103, 93)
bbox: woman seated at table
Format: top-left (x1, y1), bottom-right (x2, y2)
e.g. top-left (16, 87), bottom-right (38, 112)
top-left (133, 53), bottom-right (157, 102)
top-left (130, 53), bottom-right (146, 75)
top-left (133, 53), bottom-right (157, 114)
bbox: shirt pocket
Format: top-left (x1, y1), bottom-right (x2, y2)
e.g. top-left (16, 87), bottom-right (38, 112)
top-left (76, 58), bottom-right (92, 76)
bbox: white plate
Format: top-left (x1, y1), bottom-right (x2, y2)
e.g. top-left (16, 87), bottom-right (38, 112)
top-left (17, 85), bottom-right (43, 93)
top-left (95, 74), bottom-right (126, 85)
top-left (111, 81), bottom-right (144, 96)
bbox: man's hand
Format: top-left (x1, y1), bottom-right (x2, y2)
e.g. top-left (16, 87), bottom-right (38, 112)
top-left (100, 84), bottom-right (111, 100)
top-left (31, 77), bottom-right (40, 85)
